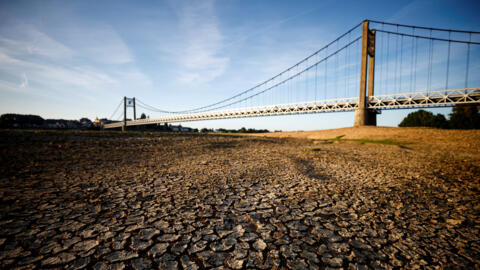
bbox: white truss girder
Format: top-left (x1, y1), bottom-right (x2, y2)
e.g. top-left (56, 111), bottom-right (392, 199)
top-left (368, 88), bottom-right (480, 110)
top-left (104, 87), bottom-right (480, 129)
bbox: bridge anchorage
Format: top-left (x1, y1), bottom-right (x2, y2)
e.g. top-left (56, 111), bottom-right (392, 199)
top-left (104, 19), bottom-right (480, 130)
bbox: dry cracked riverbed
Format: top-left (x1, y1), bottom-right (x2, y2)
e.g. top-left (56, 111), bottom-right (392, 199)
top-left (0, 130), bottom-right (479, 269)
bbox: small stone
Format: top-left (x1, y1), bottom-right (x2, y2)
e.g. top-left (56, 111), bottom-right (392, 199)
top-left (130, 238), bottom-right (152, 252)
top-left (157, 254), bottom-right (179, 270)
top-left (225, 256), bottom-right (244, 269)
top-left (132, 258), bottom-right (153, 270)
top-left (180, 255), bottom-right (199, 270)
top-left (232, 242), bottom-right (249, 259)
top-left (323, 257), bottom-right (343, 267)
top-left (253, 239), bottom-right (267, 251)
top-left (287, 259), bottom-right (309, 270)
top-left (446, 219), bottom-right (463, 226)
top-left (246, 251), bottom-right (263, 268)
top-left (148, 243), bottom-right (169, 258)
top-left (208, 252), bottom-right (228, 267)
top-left (301, 250), bottom-right (319, 264)
top-left (189, 240), bottom-right (207, 253)
top-left (171, 242), bottom-right (188, 255)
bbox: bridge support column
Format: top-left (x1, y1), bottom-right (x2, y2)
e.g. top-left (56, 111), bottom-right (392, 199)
top-left (122, 96), bottom-right (126, 132)
top-left (133, 97), bottom-right (136, 120)
top-left (354, 20), bottom-right (377, 126)
top-left (354, 108), bottom-right (377, 126)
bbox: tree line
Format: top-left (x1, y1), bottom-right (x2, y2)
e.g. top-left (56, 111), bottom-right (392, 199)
top-left (201, 127), bottom-right (270, 133)
top-left (399, 104), bottom-right (480, 129)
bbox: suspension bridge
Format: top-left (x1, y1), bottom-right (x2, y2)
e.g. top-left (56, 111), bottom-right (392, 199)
top-left (104, 20), bottom-right (480, 130)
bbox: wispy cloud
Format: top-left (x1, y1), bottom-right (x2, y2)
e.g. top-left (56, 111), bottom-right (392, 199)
top-left (19, 73), bottom-right (28, 88)
top-left (387, 0), bottom-right (433, 22)
top-left (162, 0), bottom-right (229, 85)
top-left (224, 6), bottom-right (321, 48)
top-left (64, 23), bottom-right (134, 65)
top-left (0, 23), bottom-right (74, 60)
top-left (0, 21), bottom-right (152, 102)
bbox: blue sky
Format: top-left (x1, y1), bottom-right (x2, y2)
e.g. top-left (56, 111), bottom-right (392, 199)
top-left (0, 0), bottom-right (479, 130)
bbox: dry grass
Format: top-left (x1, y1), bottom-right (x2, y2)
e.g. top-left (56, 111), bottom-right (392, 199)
top-left (242, 126), bottom-right (480, 158)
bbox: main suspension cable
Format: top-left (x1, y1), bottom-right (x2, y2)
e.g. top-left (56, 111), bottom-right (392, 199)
top-left (109, 99), bottom-right (123, 120)
top-left (133, 22), bottom-right (363, 114)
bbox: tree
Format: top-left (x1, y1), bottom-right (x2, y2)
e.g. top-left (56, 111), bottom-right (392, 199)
top-left (140, 113), bottom-right (146, 119)
top-left (449, 104), bottom-right (480, 129)
top-left (399, 110), bottom-right (448, 128)
top-left (0, 114), bottom-right (44, 128)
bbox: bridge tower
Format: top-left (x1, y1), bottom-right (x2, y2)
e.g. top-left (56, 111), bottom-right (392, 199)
top-left (122, 96), bottom-right (136, 132)
top-left (354, 20), bottom-right (377, 126)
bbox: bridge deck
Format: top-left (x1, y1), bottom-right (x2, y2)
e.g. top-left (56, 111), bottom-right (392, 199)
top-left (104, 88), bottom-right (480, 129)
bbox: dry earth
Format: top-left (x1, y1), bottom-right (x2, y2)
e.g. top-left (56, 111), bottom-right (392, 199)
top-left (0, 128), bottom-right (479, 269)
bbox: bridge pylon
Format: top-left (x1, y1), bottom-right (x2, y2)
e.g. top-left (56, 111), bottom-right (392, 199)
top-left (354, 20), bottom-right (377, 126)
top-left (121, 96), bottom-right (136, 132)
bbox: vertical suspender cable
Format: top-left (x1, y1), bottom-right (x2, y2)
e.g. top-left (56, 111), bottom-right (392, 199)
top-left (315, 56), bottom-right (318, 103)
top-left (296, 64), bottom-right (299, 103)
top-left (304, 59), bottom-right (308, 101)
top-left (333, 41), bottom-right (339, 97)
top-left (399, 34), bottom-right (404, 92)
top-left (410, 27), bottom-right (415, 92)
top-left (288, 69), bottom-right (291, 104)
top-left (413, 38), bottom-right (418, 91)
top-left (350, 32), bottom-right (354, 97)
top-left (264, 80), bottom-right (267, 106)
top-left (386, 33), bottom-right (390, 94)
top-left (379, 24), bottom-right (384, 95)
top-left (465, 33), bottom-right (471, 90)
top-left (394, 26), bottom-right (399, 94)
top-left (324, 47), bottom-right (328, 102)
top-left (357, 38), bottom-right (361, 99)
top-left (427, 29), bottom-right (433, 92)
top-left (344, 36), bottom-right (348, 98)
top-left (445, 31), bottom-right (451, 92)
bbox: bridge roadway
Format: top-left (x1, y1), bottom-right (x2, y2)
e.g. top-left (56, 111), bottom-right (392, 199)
top-left (104, 88), bottom-right (480, 129)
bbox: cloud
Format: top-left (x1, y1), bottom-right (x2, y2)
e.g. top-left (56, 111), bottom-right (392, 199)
top-left (65, 23), bottom-right (134, 65)
top-left (0, 20), bottom-right (154, 104)
top-left (19, 73), bottom-right (28, 88)
top-left (162, 0), bottom-right (229, 85)
top-left (0, 47), bottom-right (117, 90)
top-left (0, 23), bottom-right (74, 60)
top-left (387, 0), bottom-right (434, 22)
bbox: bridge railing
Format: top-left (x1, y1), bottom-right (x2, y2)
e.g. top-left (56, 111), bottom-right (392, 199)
top-left (104, 97), bottom-right (360, 129)
top-left (369, 87), bottom-right (480, 109)
top-left (103, 88), bottom-right (480, 129)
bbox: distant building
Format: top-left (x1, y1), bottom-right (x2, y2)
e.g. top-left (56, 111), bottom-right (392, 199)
top-left (169, 125), bottom-right (194, 132)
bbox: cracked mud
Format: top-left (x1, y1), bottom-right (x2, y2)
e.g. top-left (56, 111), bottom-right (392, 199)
top-left (0, 130), bottom-right (479, 269)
